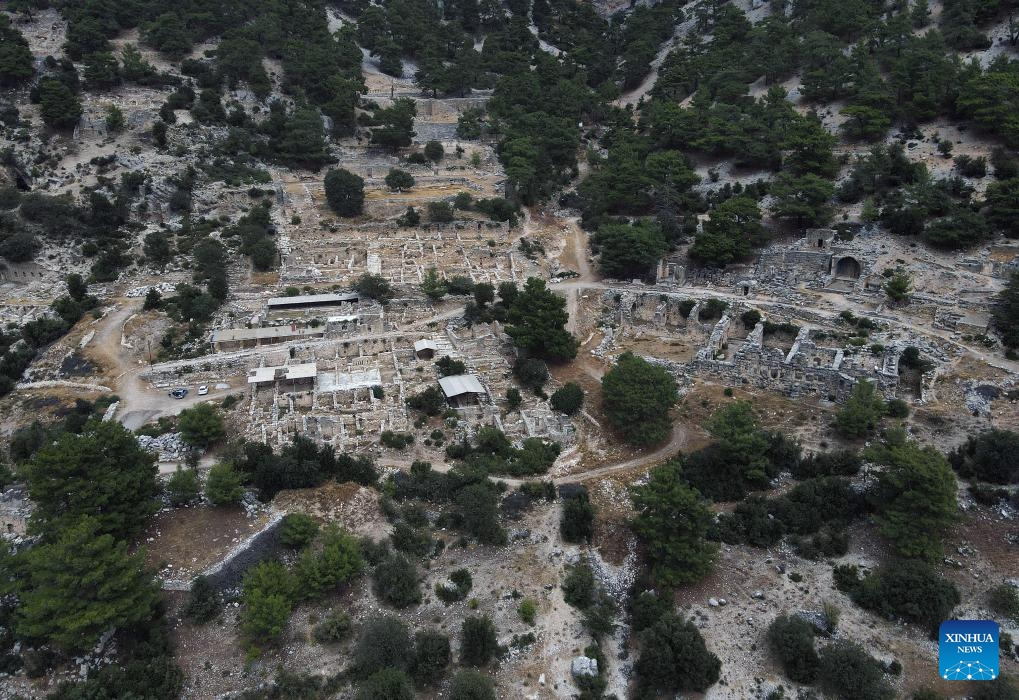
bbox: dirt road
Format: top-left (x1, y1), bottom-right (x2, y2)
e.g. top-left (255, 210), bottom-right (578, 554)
top-left (83, 300), bottom-right (238, 430)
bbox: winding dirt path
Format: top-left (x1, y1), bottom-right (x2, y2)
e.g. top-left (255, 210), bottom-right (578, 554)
top-left (503, 422), bottom-right (687, 487)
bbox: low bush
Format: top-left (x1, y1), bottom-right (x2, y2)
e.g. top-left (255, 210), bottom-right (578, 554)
top-left (279, 513), bottom-right (320, 549)
top-left (817, 641), bottom-right (895, 700)
top-left (460, 615), bottom-right (499, 667)
top-left (313, 610), bottom-right (352, 644)
top-left (834, 560), bottom-right (959, 634)
top-left (767, 614), bottom-right (819, 683)
top-left (373, 552), bottom-right (422, 609)
top-left (435, 568), bottom-right (473, 604)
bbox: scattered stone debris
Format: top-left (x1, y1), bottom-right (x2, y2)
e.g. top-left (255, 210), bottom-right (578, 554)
top-left (571, 655), bottom-right (598, 678)
top-left (137, 432), bottom-right (190, 462)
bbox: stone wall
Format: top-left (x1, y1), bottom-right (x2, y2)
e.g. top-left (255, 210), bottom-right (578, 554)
top-left (164, 512), bottom-right (285, 593)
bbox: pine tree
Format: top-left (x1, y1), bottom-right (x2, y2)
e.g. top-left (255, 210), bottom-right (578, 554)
top-left (14, 517), bottom-right (158, 653)
top-left (22, 420), bottom-right (158, 541)
top-left (505, 277), bottom-right (578, 363)
top-left (631, 461), bottom-right (717, 587)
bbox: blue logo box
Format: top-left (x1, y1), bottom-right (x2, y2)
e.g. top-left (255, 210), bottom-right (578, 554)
top-left (939, 620), bottom-right (999, 681)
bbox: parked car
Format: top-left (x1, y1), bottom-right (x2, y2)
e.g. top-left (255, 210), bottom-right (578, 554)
top-left (169, 388), bottom-right (188, 399)
top-left (197, 385), bottom-right (209, 396)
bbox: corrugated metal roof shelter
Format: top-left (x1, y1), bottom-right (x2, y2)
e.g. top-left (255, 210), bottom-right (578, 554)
top-left (438, 374), bottom-right (485, 398)
top-left (210, 325), bottom-right (324, 351)
top-left (414, 339), bottom-right (438, 359)
top-left (266, 292), bottom-right (359, 310)
top-left (247, 363), bottom-right (318, 385)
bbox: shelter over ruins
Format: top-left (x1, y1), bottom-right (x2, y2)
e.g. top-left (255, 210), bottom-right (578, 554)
top-left (247, 362), bottom-right (318, 389)
top-left (438, 374), bottom-right (487, 407)
top-left (266, 292), bottom-right (359, 311)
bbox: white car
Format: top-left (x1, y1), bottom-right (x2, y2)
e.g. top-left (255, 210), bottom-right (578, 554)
top-left (197, 385), bottom-right (209, 396)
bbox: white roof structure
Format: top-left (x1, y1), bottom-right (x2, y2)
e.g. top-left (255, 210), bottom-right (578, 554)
top-left (317, 368), bottom-right (382, 392)
top-left (414, 339), bottom-right (439, 353)
top-left (438, 374), bottom-right (485, 398)
top-left (247, 362), bottom-right (318, 384)
top-left (266, 292), bottom-right (359, 309)
top-left (211, 325), bottom-right (324, 344)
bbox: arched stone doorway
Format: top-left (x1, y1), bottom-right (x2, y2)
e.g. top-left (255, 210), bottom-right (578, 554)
top-left (834, 256), bottom-right (862, 279)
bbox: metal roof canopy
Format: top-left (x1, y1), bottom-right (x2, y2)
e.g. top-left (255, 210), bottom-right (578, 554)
top-left (266, 292), bottom-right (359, 308)
top-left (247, 362), bottom-right (318, 384)
top-left (414, 339), bottom-right (439, 353)
top-left (211, 325), bottom-right (323, 343)
top-left (437, 374), bottom-right (485, 398)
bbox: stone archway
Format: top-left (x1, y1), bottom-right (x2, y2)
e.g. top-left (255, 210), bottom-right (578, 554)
top-left (834, 256), bottom-right (862, 279)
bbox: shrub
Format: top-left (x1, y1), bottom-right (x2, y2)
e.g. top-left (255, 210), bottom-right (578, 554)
top-left (518, 599), bottom-right (537, 625)
top-left (635, 613), bottom-right (721, 695)
top-left (436, 355), bottom-right (467, 376)
top-left (771, 477), bottom-right (860, 535)
top-left (886, 398), bottom-right (910, 418)
top-left (949, 429), bottom-right (1019, 484)
top-left (313, 610), bottom-right (352, 644)
top-left (741, 309), bottom-right (762, 328)
top-left (767, 614), bottom-right (819, 683)
top-left (791, 450), bottom-right (861, 479)
top-left (435, 568), bottom-right (472, 604)
top-left (817, 641), bottom-right (895, 700)
top-left (505, 387), bottom-right (522, 410)
top-left (631, 591), bottom-right (670, 633)
top-left (391, 522), bottom-right (432, 557)
top-left (183, 575), bottom-right (220, 623)
top-left (167, 466), bottom-right (200, 506)
top-left (356, 669), bottom-right (415, 700)
top-left (428, 201), bottom-right (454, 222)
top-left (354, 615), bottom-right (413, 675)
top-left (794, 525), bottom-right (850, 559)
top-left (205, 462), bottom-right (244, 505)
top-left (835, 560), bottom-right (960, 634)
top-left (408, 386), bottom-right (446, 416)
top-left (712, 496), bottom-right (783, 547)
top-left (449, 669), bottom-right (495, 700)
top-left (563, 562), bottom-right (597, 609)
top-left (972, 678), bottom-right (1019, 700)
top-left (460, 615), bottom-right (499, 666)
top-left (560, 492), bottom-right (595, 543)
top-left (513, 357), bottom-right (549, 390)
top-left (989, 584), bottom-right (1019, 622)
top-left (279, 513), bottom-right (319, 549)
top-left (424, 140), bottom-right (444, 162)
top-left (411, 629), bottom-right (450, 686)
top-left (373, 552), bottom-right (421, 608)
top-left (381, 431), bottom-right (414, 449)
top-left (550, 382), bottom-right (584, 415)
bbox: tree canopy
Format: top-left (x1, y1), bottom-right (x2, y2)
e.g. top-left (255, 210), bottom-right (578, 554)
top-left (869, 431), bottom-right (958, 560)
top-left (22, 420), bottom-right (159, 541)
top-left (0, 16), bottom-right (35, 87)
top-left (10, 517), bottom-right (159, 653)
top-left (635, 612), bottom-right (722, 694)
top-left (324, 168), bottom-right (365, 217)
top-left (631, 460), bottom-right (717, 587)
top-left (505, 277), bottom-right (578, 363)
top-left (601, 352), bottom-right (678, 445)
